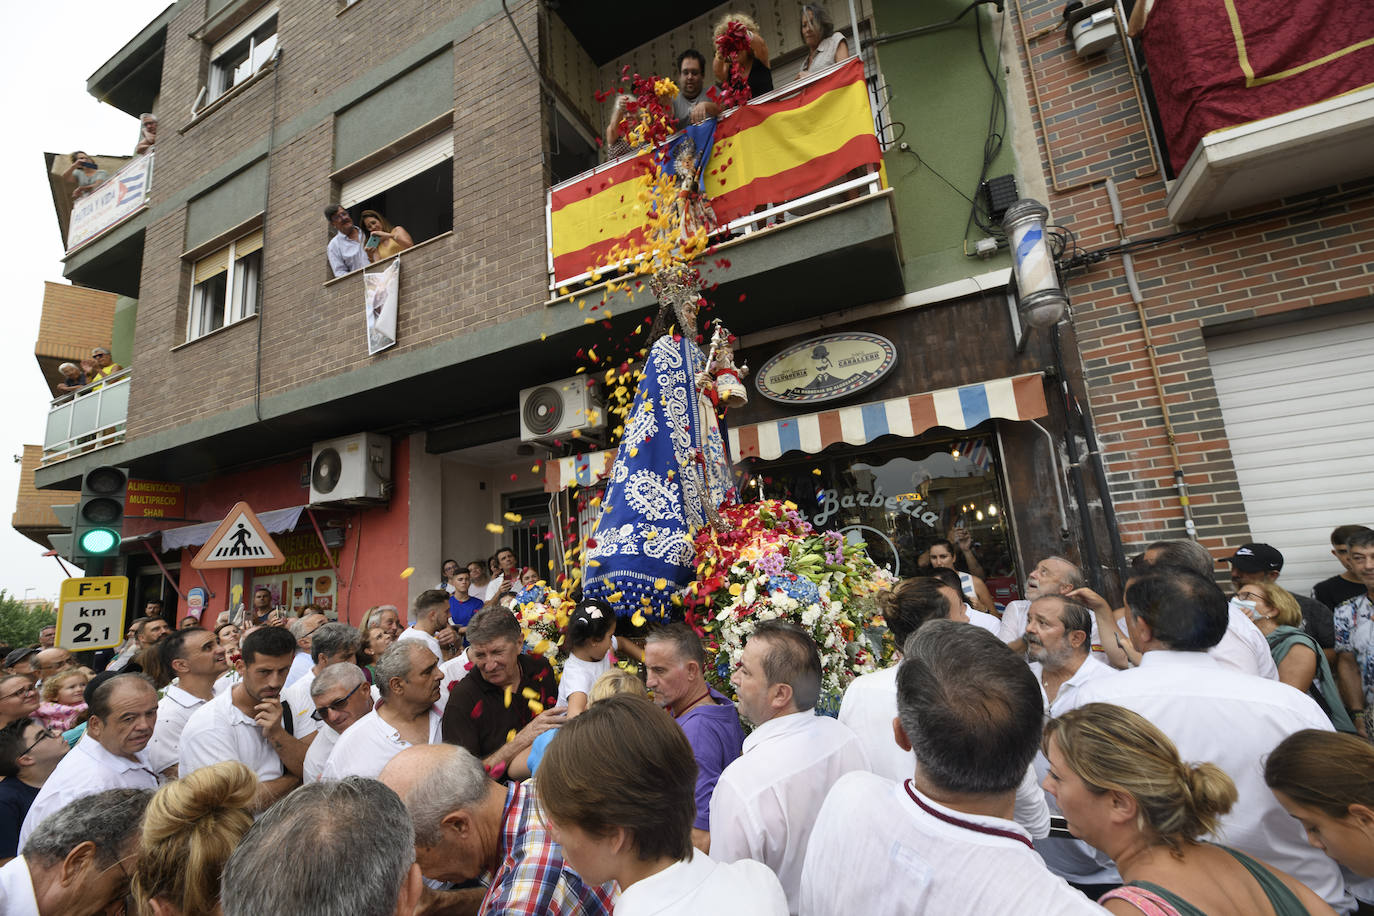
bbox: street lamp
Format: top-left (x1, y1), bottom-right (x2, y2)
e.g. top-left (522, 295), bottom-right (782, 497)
top-left (1003, 199), bottom-right (1068, 348)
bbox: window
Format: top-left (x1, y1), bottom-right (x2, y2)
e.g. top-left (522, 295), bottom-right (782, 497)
top-left (207, 6), bottom-right (279, 102)
top-left (188, 230), bottom-right (261, 340)
top-left (337, 132), bottom-right (454, 252)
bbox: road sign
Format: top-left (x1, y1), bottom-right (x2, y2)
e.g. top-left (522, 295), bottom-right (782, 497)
top-left (191, 501), bottom-right (287, 569)
top-left (57, 576), bottom-right (128, 650)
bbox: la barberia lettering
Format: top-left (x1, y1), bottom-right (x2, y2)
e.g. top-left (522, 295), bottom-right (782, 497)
top-left (802, 487), bottom-right (939, 530)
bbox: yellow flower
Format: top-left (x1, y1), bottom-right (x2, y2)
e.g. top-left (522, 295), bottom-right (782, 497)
top-left (485, 522), bottom-right (504, 534)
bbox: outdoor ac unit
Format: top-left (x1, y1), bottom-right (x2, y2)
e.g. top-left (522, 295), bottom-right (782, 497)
top-left (310, 433), bottom-right (391, 504)
top-left (519, 377), bottom-right (605, 442)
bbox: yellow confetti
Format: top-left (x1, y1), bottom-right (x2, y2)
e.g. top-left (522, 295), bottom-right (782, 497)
top-left (534, 639), bottom-right (551, 655)
top-left (485, 522), bottom-right (504, 534)
top-left (587, 559), bottom-right (601, 567)
top-left (400, 567), bottom-right (415, 579)
top-left (504, 512), bottom-right (523, 523)
top-left (608, 591), bottom-right (624, 602)
top-left (628, 447), bottom-right (639, 458)
top-left (590, 496), bottom-right (602, 507)
top-left (503, 687), bottom-right (513, 708)
top-left (654, 578), bottom-right (668, 590)
top-left (507, 729), bottom-right (517, 743)
top-left (528, 700), bottom-right (545, 715)
top-left (532, 465), bottom-right (541, 473)
top-left (631, 611), bottom-right (646, 627)
top-left (522, 687), bottom-right (539, 700)
top-left (812, 468), bottom-right (823, 476)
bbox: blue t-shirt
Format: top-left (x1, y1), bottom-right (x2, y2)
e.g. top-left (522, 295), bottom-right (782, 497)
top-left (526, 727), bottom-right (560, 776)
top-left (0, 775), bottom-right (39, 858)
top-left (449, 596), bottom-right (484, 629)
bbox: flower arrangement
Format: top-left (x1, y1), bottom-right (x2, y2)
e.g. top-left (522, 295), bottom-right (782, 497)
top-left (683, 499), bottom-right (896, 711)
top-left (513, 584), bottom-right (571, 673)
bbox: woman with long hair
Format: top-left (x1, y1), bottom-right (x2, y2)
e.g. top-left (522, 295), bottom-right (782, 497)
top-left (1044, 703), bottom-right (1336, 916)
top-left (359, 209), bottom-right (414, 261)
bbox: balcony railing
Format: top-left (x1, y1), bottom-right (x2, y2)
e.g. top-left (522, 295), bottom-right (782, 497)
top-left (546, 58), bottom-right (886, 293)
top-left (67, 152), bottom-right (154, 252)
top-left (43, 369), bottom-right (131, 465)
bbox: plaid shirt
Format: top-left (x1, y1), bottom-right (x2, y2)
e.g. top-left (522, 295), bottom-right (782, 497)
top-left (480, 781), bottom-right (615, 916)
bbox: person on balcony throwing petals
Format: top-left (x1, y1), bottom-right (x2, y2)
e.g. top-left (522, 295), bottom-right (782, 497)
top-left (712, 13), bottom-right (771, 106)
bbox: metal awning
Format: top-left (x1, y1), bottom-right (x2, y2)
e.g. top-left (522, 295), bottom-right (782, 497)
top-left (729, 373), bottom-right (1049, 461)
top-left (159, 505), bottom-right (306, 551)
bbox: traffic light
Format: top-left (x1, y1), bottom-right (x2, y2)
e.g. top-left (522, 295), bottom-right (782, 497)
top-left (73, 465), bottom-right (128, 569)
top-left (48, 503), bottom-right (77, 562)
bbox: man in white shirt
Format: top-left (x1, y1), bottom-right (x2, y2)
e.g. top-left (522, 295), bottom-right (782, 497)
top-left (709, 620), bottom-right (868, 914)
top-left (1067, 565), bottom-right (1351, 912)
top-left (285, 612), bottom-right (327, 687)
top-left (1023, 594), bottom-right (1120, 892)
top-left (179, 626), bottom-right (310, 812)
top-left (4, 787), bottom-right (152, 916)
top-left (840, 578), bottom-right (1050, 838)
top-left (279, 622), bottom-right (362, 741)
top-left (324, 204), bottom-right (368, 277)
top-left (484, 546), bottom-right (521, 601)
top-left (396, 589), bottom-right (456, 662)
top-left (145, 628), bottom-right (227, 778)
top-left (801, 622), bottom-right (1102, 916)
top-left (302, 663), bottom-right (375, 783)
top-left (322, 640), bottom-right (443, 780)
top-left (19, 674), bottom-right (160, 849)
top-left (1000, 556), bottom-right (1093, 653)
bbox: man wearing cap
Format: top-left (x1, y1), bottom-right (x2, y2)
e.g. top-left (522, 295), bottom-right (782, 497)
top-left (1224, 543), bottom-right (1335, 659)
top-left (4, 648), bottom-right (38, 678)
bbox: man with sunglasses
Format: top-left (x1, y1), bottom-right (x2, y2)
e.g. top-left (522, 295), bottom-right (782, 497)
top-left (18, 674), bottom-right (159, 850)
top-left (2, 786), bottom-right (151, 916)
top-left (0, 718), bottom-right (70, 859)
top-left (321, 641), bottom-right (443, 781)
top-left (279, 622), bottom-right (362, 742)
top-left (301, 663), bottom-right (375, 783)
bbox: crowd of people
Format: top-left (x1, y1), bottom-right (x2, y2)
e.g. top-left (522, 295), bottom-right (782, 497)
top-left (2, 524), bottom-right (1373, 915)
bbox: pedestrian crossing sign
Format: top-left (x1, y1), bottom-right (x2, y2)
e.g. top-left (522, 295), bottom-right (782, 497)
top-left (190, 501), bottom-right (287, 569)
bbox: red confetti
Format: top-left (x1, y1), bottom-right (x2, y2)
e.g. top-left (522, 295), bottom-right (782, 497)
top-left (470, 699), bottom-right (483, 718)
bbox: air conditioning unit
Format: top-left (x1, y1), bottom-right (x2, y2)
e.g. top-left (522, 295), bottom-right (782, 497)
top-left (519, 376), bottom-right (605, 442)
top-left (310, 433), bottom-right (392, 505)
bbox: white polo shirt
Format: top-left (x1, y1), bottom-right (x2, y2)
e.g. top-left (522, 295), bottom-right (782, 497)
top-left (18, 735), bottom-right (158, 849)
top-left (616, 850), bottom-right (788, 915)
top-left (303, 719), bottom-right (343, 783)
top-left (0, 857), bottom-right (39, 916)
top-left (1069, 649), bottom-right (1349, 912)
top-left (838, 664), bottom-right (1050, 838)
top-left (145, 684), bottom-right (212, 774)
top-left (436, 651), bottom-right (469, 716)
top-left (1209, 603), bottom-right (1279, 679)
top-left (396, 626), bottom-right (442, 661)
top-left (320, 707), bottom-right (443, 781)
top-left (965, 607), bottom-right (1001, 635)
top-left (280, 669), bottom-right (321, 740)
top-left (178, 688), bottom-right (284, 783)
top-left (1031, 652), bottom-right (1116, 717)
top-left (285, 651), bottom-right (313, 688)
top-left (709, 711), bottom-right (869, 915)
top-left (799, 774), bottom-right (1103, 915)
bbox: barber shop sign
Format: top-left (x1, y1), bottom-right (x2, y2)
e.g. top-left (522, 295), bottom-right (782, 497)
top-left (755, 332), bottom-right (897, 404)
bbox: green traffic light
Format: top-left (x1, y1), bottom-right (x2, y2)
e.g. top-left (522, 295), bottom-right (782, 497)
top-left (78, 527), bottom-right (120, 555)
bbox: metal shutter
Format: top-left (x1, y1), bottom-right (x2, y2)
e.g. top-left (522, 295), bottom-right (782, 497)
top-left (340, 131), bottom-right (452, 208)
top-left (1207, 310), bottom-right (1374, 593)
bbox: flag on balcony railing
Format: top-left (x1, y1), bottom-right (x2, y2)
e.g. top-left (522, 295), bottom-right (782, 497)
top-left (548, 57), bottom-right (881, 287)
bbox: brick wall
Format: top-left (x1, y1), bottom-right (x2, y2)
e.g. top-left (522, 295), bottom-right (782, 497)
top-left (35, 282), bottom-right (116, 363)
top-left (1009, 0), bottom-right (1374, 558)
top-left (12, 445), bottom-right (80, 540)
top-left (125, 0), bottom-right (548, 440)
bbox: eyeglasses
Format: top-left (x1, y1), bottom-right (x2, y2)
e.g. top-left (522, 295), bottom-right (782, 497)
top-left (0, 684), bottom-right (38, 702)
top-left (311, 682), bottom-right (365, 721)
top-left (23, 727), bottom-right (61, 755)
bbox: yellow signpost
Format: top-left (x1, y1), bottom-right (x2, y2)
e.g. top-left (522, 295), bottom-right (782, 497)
top-left (57, 576), bottom-right (129, 651)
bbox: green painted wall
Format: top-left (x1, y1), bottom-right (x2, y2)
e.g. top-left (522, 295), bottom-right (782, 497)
top-left (871, 0), bottom-right (1016, 289)
top-left (112, 296), bottom-right (138, 367)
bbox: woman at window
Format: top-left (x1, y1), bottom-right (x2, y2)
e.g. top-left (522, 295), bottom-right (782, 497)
top-left (1044, 703), bottom-right (1338, 916)
top-left (360, 210), bottom-right (414, 261)
top-left (796, 4), bottom-right (850, 81)
top-left (1235, 581), bottom-right (1355, 733)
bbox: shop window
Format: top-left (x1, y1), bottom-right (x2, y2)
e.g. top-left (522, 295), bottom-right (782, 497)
top-left (339, 152), bottom-right (453, 253)
top-left (751, 433), bottom-right (1019, 596)
top-left (188, 230), bottom-right (261, 340)
top-left (207, 6), bottom-right (279, 102)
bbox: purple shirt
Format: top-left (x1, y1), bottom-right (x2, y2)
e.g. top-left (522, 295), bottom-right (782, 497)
top-left (677, 687), bottom-right (745, 830)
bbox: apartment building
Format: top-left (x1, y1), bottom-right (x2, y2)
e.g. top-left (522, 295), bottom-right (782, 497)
top-left (25, 0), bottom-right (1139, 623)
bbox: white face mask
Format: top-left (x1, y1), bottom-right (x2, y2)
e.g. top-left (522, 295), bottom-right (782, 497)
top-left (1230, 596), bottom-right (1262, 621)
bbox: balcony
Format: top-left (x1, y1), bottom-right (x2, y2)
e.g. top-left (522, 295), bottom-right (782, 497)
top-left (1166, 87), bottom-right (1374, 224)
top-left (42, 370), bottom-right (131, 467)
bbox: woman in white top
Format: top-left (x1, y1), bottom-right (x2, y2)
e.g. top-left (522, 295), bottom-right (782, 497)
top-left (536, 694), bottom-right (788, 916)
top-left (927, 537), bottom-right (997, 613)
top-left (796, 4), bottom-right (851, 81)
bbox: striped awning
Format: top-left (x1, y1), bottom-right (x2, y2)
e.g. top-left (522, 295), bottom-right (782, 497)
top-left (729, 373), bottom-right (1048, 461)
top-left (544, 450), bottom-right (617, 493)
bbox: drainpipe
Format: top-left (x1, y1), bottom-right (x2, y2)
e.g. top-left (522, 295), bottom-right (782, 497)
top-left (1050, 328), bottom-right (1104, 594)
top-left (1104, 179), bottom-right (1198, 541)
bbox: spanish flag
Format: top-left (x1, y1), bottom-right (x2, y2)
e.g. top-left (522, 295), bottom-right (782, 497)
top-left (549, 57), bottom-right (882, 286)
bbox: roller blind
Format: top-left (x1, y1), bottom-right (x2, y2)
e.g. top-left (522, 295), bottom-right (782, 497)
top-left (234, 227), bottom-right (263, 257)
top-left (340, 130), bottom-right (452, 208)
top-left (193, 246), bottom-right (230, 284)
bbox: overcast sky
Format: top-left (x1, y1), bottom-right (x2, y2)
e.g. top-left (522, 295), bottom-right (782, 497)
top-left (2, 1), bottom-right (173, 601)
